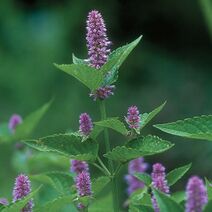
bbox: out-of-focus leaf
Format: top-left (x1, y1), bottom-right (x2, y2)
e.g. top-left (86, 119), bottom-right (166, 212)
top-left (171, 191), bottom-right (185, 203)
top-left (205, 178), bottom-right (212, 200)
top-left (92, 176), bottom-right (110, 196)
top-left (134, 173), bottom-right (152, 186)
top-left (204, 200), bottom-right (212, 212)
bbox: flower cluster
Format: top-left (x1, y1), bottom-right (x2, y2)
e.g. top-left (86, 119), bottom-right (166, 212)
top-left (125, 157), bottom-right (148, 195)
top-left (79, 113), bottom-right (93, 136)
top-left (8, 114), bottom-right (22, 133)
top-left (151, 163), bottom-right (169, 212)
top-left (185, 176), bottom-right (208, 212)
top-left (70, 160), bottom-right (89, 174)
top-left (125, 106), bottom-right (141, 130)
top-left (90, 85), bottom-right (115, 101)
top-left (13, 174), bottom-right (33, 212)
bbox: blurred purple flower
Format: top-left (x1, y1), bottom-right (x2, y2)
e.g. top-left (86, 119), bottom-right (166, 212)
top-left (0, 198), bottom-right (8, 205)
top-left (8, 114), bottom-right (22, 133)
top-left (125, 106), bottom-right (141, 130)
top-left (13, 174), bottom-right (33, 212)
top-left (125, 157), bottom-right (148, 195)
top-left (70, 160), bottom-right (89, 174)
top-left (151, 163), bottom-right (169, 212)
top-left (79, 113), bottom-right (93, 136)
top-left (185, 176), bottom-right (208, 212)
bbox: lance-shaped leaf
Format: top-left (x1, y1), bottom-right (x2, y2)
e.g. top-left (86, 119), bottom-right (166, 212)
top-left (24, 134), bottom-right (99, 161)
top-left (140, 102), bottom-right (166, 130)
top-left (72, 54), bottom-right (88, 65)
top-left (0, 100), bottom-right (52, 143)
top-left (100, 35), bottom-right (142, 84)
top-left (152, 189), bottom-right (184, 212)
top-left (31, 172), bottom-right (75, 194)
top-left (2, 186), bottom-right (41, 212)
top-left (54, 63), bottom-right (104, 90)
top-left (166, 163), bottom-right (191, 186)
top-left (94, 117), bottom-right (128, 135)
top-left (154, 115), bottom-right (212, 141)
top-left (134, 173), bottom-right (152, 187)
top-left (104, 135), bottom-right (173, 162)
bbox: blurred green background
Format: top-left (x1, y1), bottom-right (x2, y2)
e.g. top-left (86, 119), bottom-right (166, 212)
top-left (0, 0), bottom-right (211, 208)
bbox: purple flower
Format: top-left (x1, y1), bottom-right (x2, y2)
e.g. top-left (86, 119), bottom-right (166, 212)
top-left (151, 163), bottom-right (169, 212)
top-left (13, 174), bottom-right (33, 212)
top-left (185, 176), bottom-right (208, 212)
top-left (125, 157), bottom-right (148, 195)
top-left (8, 114), bottom-right (22, 133)
top-left (125, 106), bottom-right (141, 130)
top-left (79, 113), bottom-right (93, 136)
top-left (90, 85), bottom-right (115, 101)
top-left (70, 160), bottom-right (89, 174)
top-left (86, 10), bottom-right (111, 69)
top-left (0, 198), bottom-right (8, 205)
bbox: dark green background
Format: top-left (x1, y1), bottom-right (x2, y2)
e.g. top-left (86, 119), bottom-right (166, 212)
top-left (0, 0), bottom-right (211, 208)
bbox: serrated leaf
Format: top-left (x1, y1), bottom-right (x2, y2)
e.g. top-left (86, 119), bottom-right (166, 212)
top-left (24, 134), bottom-right (99, 162)
top-left (134, 173), bottom-right (152, 186)
top-left (205, 178), bottom-right (212, 200)
top-left (129, 205), bottom-right (154, 212)
top-left (152, 189), bottom-right (184, 212)
top-left (34, 195), bottom-right (75, 212)
top-left (154, 115), bottom-right (212, 141)
top-left (0, 100), bottom-right (52, 143)
top-left (140, 102), bottom-right (166, 130)
top-left (104, 135), bottom-right (173, 162)
top-left (31, 172), bottom-right (75, 194)
top-left (100, 36), bottom-right (142, 84)
top-left (204, 200), bottom-right (212, 212)
top-left (94, 117), bottom-right (128, 135)
top-left (54, 63), bottom-right (104, 90)
top-left (167, 163), bottom-right (191, 186)
top-left (72, 54), bottom-right (88, 65)
top-left (92, 176), bottom-right (110, 196)
top-left (2, 186), bottom-right (41, 212)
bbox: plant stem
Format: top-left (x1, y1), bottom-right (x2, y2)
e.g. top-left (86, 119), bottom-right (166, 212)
top-left (97, 156), bottom-right (111, 176)
top-left (99, 100), bottom-right (119, 212)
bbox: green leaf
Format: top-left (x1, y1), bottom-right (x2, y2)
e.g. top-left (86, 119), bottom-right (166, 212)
top-left (31, 172), bottom-right (75, 194)
top-left (0, 100), bottom-right (52, 143)
top-left (2, 186), bottom-right (41, 212)
top-left (104, 135), bottom-right (173, 162)
top-left (92, 176), bottom-right (110, 196)
top-left (129, 187), bottom-right (148, 205)
top-left (94, 117), bottom-right (128, 135)
top-left (24, 134), bottom-right (99, 162)
top-left (152, 189), bottom-right (184, 212)
top-left (0, 123), bottom-right (11, 139)
top-left (140, 102), bottom-right (166, 130)
top-left (54, 63), bottom-right (104, 90)
top-left (167, 163), bottom-right (191, 186)
top-left (129, 205), bottom-right (154, 212)
top-left (90, 125), bottom-right (104, 140)
top-left (154, 115), bottom-right (212, 141)
top-left (205, 178), bottom-right (212, 200)
top-left (204, 200), bottom-right (212, 212)
top-left (34, 195), bottom-right (75, 212)
top-left (72, 54), bottom-right (88, 65)
top-left (134, 173), bottom-right (152, 186)
top-left (171, 191), bottom-right (185, 203)
top-left (100, 36), bottom-right (142, 84)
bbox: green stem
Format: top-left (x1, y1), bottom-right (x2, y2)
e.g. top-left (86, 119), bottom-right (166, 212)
top-left (93, 163), bottom-right (109, 177)
top-left (97, 156), bottom-right (111, 176)
top-left (99, 100), bottom-right (119, 212)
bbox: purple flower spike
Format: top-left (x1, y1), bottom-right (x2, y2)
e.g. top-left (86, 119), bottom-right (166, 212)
top-left (79, 113), bottom-right (93, 136)
top-left (76, 171), bottom-right (92, 197)
top-left (151, 163), bottom-right (169, 212)
top-left (185, 176), bottom-right (208, 212)
top-left (125, 157), bottom-right (148, 195)
top-left (125, 106), bottom-right (141, 130)
top-left (70, 160), bottom-right (89, 174)
top-left (86, 10), bottom-right (111, 69)
top-left (90, 85), bottom-right (115, 101)
top-left (0, 198), bottom-right (8, 205)
top-left (13, 174), bottom-right (33, 212)
top-left (8, 114), bottom-right (22, 133)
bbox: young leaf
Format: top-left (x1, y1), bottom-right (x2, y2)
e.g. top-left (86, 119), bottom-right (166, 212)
top-left (24, 134), bottom-right (99, 161)
top-left (204, 200), bottom-right (212, 212)
top-left (2, 186), bottom-right (41, 212)
top-left (205, 178), bottom-right (212, 200)
top-left (104, 135), bottom-right (173, 162)
top-left (166, 163), bottom-right (191, 186)
top-left (0, 100), bottom-right (52, 143)
top-left (154, 115), bottom-right (212, 141)
top-left (134, 173), bottom-right (152, 186)
top-left (100, 35), bottom-right (142, 83)
top-left (94, 117), bottom-right (128, 135)
top-left (31, 172), bottom-right (75, 194)
top-left (152, 189), bottom-right (184, 212)
top-left (140, 102), bottom-right (166, 130)
top-left (54, 63), bottom-right (104, 90)
top-left (92, 176), bottom-right (110, 196)
top-left (72, 54), bottom-right (88, 65)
